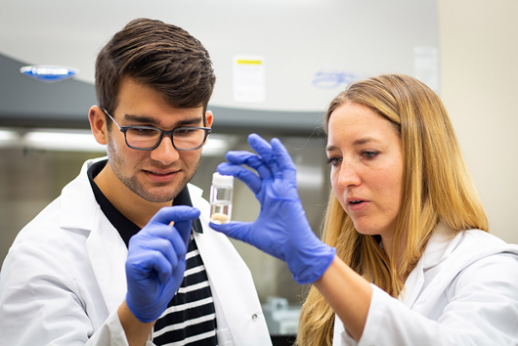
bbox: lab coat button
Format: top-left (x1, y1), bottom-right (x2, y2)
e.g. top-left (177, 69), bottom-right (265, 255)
top-left (252, 313), bottom-right (258, 321)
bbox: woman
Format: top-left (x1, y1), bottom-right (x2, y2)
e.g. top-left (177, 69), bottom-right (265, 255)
top-left (209, 74), bottom-right (518, 345)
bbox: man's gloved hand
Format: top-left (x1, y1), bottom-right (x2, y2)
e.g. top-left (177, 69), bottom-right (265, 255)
top-left (125, 206), bottom-right (200, 323)
top-left (209, 134), bottom-right (335, 284)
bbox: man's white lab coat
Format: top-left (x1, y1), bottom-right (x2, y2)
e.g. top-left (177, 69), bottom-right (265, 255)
top-left (0, 158), bottom-right (272, 346)
top-left (334, 224), bottom-right (518, 345)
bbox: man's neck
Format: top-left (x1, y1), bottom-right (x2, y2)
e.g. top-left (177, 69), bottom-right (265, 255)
top-left (94, 163), bottom-right (171, 228)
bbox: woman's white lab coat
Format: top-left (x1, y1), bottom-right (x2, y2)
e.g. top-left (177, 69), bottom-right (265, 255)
top-left (333, 224), bottom-right (518, 346)
top-left (0, 158), bottom-right (272, 346)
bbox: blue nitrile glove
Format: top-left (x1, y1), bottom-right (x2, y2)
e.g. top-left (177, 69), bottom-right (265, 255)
top-left (209, 134), bottom-right (336, 284)
top-left (125, 206), bottom-right (200, 323)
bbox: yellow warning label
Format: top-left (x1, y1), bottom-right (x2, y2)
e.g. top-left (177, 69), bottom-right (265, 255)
top-left (236, 59), bottom-right (262, 65)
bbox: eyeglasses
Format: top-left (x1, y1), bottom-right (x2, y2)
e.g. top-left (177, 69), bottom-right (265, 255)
top-left (103, 109), bottom-right (211, 151)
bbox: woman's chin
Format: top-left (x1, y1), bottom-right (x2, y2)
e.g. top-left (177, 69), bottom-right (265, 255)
top-left (353, 222), bottom-right (382, 237)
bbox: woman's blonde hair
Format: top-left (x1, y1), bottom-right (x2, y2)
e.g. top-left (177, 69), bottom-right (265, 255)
top-left (296, 74), bottom-right (488, 346)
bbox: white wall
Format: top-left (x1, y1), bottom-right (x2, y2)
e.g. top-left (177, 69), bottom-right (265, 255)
top-left (438, 0), bottom-right (518, 243)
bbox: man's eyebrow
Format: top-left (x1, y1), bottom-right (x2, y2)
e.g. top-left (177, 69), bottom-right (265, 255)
top-left (174, 117), bottom-right (204, 127)
top-left (326, 137), bottom-right (380, 151)
top-left (124, 114), bottom-right (204, 127)
top-left (124, 114), bottom-right (160, 126)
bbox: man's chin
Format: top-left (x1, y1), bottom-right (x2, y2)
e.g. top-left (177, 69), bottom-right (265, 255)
top-left (137, 189), bottom-right (181, 203)
top-left (135, 180), bottom-right (190, 203)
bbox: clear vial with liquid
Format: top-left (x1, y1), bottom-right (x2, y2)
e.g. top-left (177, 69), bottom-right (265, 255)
top-left (210, 173), bottom-right (233, 224)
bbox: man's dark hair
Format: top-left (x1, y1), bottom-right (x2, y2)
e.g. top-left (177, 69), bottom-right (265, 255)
top-left (95, 18), bottom-right (216, 125)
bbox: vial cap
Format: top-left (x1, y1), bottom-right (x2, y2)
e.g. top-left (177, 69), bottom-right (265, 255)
top-left (212, 172), bottom-right (234, 186)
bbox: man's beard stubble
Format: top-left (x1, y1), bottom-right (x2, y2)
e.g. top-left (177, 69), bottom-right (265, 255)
top-left (107, 143), bottom-right (199, 203)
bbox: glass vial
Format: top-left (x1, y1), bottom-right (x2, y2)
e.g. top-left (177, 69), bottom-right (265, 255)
top-left (210, 172), bottom-right (233, 224)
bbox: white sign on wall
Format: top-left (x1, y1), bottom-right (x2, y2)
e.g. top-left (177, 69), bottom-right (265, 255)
top-left (233, 56), bottom-right (265, 103)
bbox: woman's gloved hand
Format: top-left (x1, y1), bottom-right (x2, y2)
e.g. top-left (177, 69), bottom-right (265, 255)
top-left (209, 134), bottom-right (335, 284)
top-left (125, 206), bottom-right (200, 323)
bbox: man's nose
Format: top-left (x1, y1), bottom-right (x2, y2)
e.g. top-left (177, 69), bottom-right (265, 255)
top-left (149, 135), bottom-right (180, 165)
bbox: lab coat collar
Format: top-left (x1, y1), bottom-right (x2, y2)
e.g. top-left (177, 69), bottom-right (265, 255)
top-left (186, 183), bottom-right (204, 205)
top-left (401, 221), bottom-right (460, 308)
top-left (60, 157), bottom-right (106, 232)
top-left (421, 221), bottom-right (460, 270)
top-left (174, 184), bottom-right (203, 234)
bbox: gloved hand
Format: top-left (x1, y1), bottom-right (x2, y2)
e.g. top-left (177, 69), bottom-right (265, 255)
top-left (209, 134), bottom-right (336, 284)
top-left (125, 206), bottom-right (200, 323)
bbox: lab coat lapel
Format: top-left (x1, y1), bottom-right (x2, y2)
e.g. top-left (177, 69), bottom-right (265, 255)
top-left (86, 210), bottom-right (128, 313)
top-left (401, 222), bottom-right (458, 309)
top-left (400, 257), bottom-right (425, 308)
top-left (60, 160), bottom-right (99, 232)
top-left (191, 187), bottom-right (266, 344)
top-left (194, 227), bottom-right (259, 341)
top-left (60, 159), bottom-right (128, 313)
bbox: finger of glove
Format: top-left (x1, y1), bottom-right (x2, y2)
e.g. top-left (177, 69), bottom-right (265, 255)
top-left (137, 231), bottom-right (186, 264)
top-left (209, 221), bottom-right (253, 244)
top-left (217, 163), bottom-right (261, 194)
top-left (225, 151), bottom-right (272, 180)
top-left (138, 222), bottom-right (188, 253)
top-left (248, 134), bottom-right (282, 174)
top-left (138, 222), bottom-right (190, 256)
top-left (127, 250), bottom-right (173, 285)
top-left (149, 206), bottom-right (200, 226)
top-left (271, 138), bottom-right (297, 182)
top-left (149, 206), bottom-right (199, 246)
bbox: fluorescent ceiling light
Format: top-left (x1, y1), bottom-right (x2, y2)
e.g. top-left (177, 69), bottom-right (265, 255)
top-left (23, 130), bottom-right (106, 152)
top-left (0, 129), bottom-right (19, 141)
top-left (202, 135), bottom-right (237, 156)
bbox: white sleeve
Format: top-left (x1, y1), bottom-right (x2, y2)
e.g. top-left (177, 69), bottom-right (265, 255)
top-left (0, 241), bottom-right (152, 346)
top-left (335, 254), bottom-right (518, 346)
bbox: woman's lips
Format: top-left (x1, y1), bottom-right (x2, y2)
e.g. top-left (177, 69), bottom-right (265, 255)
top-left (348, 200), bottom-right (370, 211)
top-left (144, 170), bottom-right (179, 183)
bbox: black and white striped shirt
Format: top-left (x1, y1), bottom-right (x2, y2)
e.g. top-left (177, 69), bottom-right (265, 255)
top-left (153, 235), bottom-right (217, 345)
top-left (88, 160), bottom-right (218, 346)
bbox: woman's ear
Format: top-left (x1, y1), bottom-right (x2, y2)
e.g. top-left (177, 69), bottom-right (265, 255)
top-left (89, 106), bottom-right (108, 145)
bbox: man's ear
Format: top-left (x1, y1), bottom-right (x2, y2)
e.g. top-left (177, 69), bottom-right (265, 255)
top-left (89, 106), bottom-right (109, 145)
top-left (205, 110), bottom-right (213, 128)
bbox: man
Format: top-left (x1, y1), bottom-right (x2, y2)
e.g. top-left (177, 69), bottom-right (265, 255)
top-left (0, 18), bottom-right (271, 346)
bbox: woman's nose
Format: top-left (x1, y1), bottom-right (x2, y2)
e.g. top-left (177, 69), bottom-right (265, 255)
top-left (338, 160), bottom-right (361, 188)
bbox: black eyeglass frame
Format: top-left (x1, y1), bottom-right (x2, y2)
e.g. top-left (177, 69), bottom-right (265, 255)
top-left (103, 109), bottom-right (212, 151)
